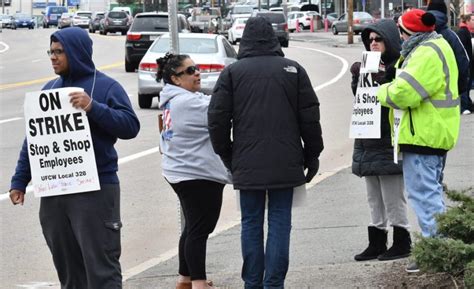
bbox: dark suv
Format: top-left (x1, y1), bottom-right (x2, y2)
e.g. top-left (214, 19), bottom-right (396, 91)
top-left (100, 11), bottom-right (131, 35)
top-left (252, 12), bottom-right (289, 47)
top-left (42, 6), bottom-right (67, 28)
top-left (125, 12), bottom-right (190, 72)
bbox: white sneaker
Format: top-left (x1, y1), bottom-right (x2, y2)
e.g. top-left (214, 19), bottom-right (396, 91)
top-left (462, 110), bottom-right (471, 115)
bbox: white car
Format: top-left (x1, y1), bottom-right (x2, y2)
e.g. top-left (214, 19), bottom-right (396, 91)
top-left (71, 11), bottom-right (92, 28)
top-left (137, 33), bottom-right (238, 108)
top-left (227, 17), bottom-right (248, 45)
top-left (287, 11), bottom-right (320, 32)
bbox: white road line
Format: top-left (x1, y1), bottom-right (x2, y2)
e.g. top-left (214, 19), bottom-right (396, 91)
top-left (0, 41), bottom-right (9, 53)
top-left (0, 117), bottom-right (23, 124)
top-left (290, 45), bottom-right (349, 92)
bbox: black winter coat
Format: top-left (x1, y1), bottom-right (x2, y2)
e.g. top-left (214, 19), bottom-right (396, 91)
top-left (457, 26), bottom-right (473, 77)
top-left (350, 19), bottom-right (403, 177)
top-left (208, 17), bottom-right (324, 190)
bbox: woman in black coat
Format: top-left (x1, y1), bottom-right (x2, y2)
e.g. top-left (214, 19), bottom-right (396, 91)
top-left (350, 19), bottom-right (411, 262)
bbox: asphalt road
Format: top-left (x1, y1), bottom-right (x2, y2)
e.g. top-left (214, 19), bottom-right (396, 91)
top-left (0, 27), bottom-right (363, 288)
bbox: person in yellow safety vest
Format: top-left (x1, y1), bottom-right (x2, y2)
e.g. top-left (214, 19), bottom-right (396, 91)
top-left (376, 9), bottom-right (460, 274)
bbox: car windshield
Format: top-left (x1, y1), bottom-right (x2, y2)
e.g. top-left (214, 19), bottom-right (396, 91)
top-left (109, 11), bottom-right (127, 18)
top-left (50, 7), bottom-right (66, 14)
top-left (354, 12), bottom-right (373, 19)
top-left (233, 6), bottom-right (253, 14)
top-left (130, 15), bottom-right (169, 31)
top-left (151, 37), bottom-right (218, 54)
top-left (77, 12), bottom-right (92, 18)
top-left (256, 13), bottom-right (285, 23)
top-left (15, 14), bottom-right (30, 19)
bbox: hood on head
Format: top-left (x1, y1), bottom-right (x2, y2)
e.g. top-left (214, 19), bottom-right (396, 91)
top-left (51, 27), bottom-right (95, 79)
top-left (361, 19), bottom-right (401, 64)
top-left (237, 16), bottom-right (284, 59)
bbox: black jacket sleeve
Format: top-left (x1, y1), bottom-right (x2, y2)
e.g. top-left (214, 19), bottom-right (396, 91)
top-left (208, 68), bottom-right (234, 170)
top-left (297, 65), bottom-right (324, 165)
top-left (350, 62), bottom-right (361, 96)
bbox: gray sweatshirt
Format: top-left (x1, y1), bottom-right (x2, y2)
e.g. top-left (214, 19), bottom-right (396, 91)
top-left (159, 84), bottom-right (232, 184)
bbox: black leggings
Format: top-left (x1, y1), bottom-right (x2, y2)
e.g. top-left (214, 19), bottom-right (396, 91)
top-left (170, 179), bottom-right (224, 280)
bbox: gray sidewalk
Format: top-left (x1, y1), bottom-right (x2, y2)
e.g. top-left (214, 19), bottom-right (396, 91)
top-left (123, 116), bottom-right (473, 289)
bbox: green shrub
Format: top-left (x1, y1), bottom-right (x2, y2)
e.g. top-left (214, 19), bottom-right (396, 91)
top-left (412, 236), bottom-right (474, 276)
top-left (436, 190), bottom-right (474, 244)
top-left (465, 261), bottom-right (474, 288)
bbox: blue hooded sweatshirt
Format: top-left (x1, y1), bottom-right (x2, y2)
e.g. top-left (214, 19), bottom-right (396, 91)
top-left (10, 27), bottom-right (140, 192)
top-left (428, 10), bottom-right (470, 94)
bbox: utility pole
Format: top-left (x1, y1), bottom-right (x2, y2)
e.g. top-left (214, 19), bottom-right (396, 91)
top-left (348, 0), bottom-right (354, 44)
top-left (167, 0), bottom-right (184, 232)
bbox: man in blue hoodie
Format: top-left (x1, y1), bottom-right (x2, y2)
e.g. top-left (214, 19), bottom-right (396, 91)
top-left (9, 27), bottom-right (140, 288)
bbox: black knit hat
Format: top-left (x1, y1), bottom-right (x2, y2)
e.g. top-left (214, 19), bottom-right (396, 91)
top-left (427, 0), bottom-right (447, 15)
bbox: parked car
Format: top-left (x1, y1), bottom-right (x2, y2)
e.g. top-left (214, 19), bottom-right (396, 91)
top-left (227, 17), bottom-right (248, 44)
top-left (0, 14), bottom-right (12, 28)
top-left (325, 12), bottom-right (338, 26)
top-left (125, 12), bottom-right (190, 72)
top-left (99, 11), bottom-right (131, 35)
top-left (42, 6), bottom-right (67, 28)
top-left (11, 13), bottom-right (35, 29)
top-left (252, 11), bottom-right (289, 47)
top-left (188, 6), bottom-right (221, 33)
top-left (58, 12), bottom-right (73, 29)
top-left (71, 11), bottom-right (92, 28)
top-left (287, 11), bottom-right (321, 32)
top-left (331, 11), bottom-right (375, 35)
top-left (137, 33), bottom-right (237, 108)
top-left (89, 12), bottom-right (105, 33)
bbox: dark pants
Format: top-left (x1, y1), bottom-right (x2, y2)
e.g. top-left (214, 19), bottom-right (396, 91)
top-left (170, 179), bottom-right (224, 280)
top-left (240, 188), bottom-right (294, 289)
top-left (39, 184), bottom-right (122, 289)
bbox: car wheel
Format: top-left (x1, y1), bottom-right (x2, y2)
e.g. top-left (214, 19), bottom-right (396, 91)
top-left (282, 39), bottom-right (289, 48)
top-left (299, 23), bottom-right (304, 31)
top-left (103, 29), bottom-right (108, 35)
top-left (121, 30), bottom-right (126, 35)
top-left (138, 94), bottom-right (153, 109)
top-left (332, 25), bottom-right (338, 35)
top-left (355, 31), bottom-right (360, 35)
top-left (125, 58), bottom-right (135, 73)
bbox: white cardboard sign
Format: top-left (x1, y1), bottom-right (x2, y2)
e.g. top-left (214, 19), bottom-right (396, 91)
top-left (349, 72), bottom-right (382, 139)
top-left (24, 87), bottom-right (100, 197)
top-left (359, 51), bottom-right (381, 73)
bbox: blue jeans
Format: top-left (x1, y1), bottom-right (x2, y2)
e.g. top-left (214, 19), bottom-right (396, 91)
top-left (403, 152), bottom-right (445, 237)
top-left (240, 188), bottom-right (294, 289)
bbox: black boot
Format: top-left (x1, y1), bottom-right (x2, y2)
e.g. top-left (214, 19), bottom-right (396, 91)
top-left (354, 226), bottom-right (387, 261)
top-left (378, 226), bottom-right (411, 261)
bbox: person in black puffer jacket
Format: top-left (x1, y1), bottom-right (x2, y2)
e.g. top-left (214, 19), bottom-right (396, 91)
top-left (208, 16), bottom-right (323, 289)
top-left (350, 19), bottom-right (411, 262)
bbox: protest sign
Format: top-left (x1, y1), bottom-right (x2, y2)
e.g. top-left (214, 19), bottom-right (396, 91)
top-left (360, 51), bottom-right (381, 73)
top-left (349, 72), bottom-right (382, 139)
top-left (24, 87), bottom-right (100, 197)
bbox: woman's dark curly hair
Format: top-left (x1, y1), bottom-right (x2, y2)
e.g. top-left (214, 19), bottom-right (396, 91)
top-left (156, 52), bottom-right (190, 85)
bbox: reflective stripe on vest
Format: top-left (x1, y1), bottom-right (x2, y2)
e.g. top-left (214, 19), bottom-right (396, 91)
top-left (397, 41), bottom-right (458, 108)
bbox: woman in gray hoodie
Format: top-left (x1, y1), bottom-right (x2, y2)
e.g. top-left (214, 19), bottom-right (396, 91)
top-left (157, 53), bottom-right (231, 289)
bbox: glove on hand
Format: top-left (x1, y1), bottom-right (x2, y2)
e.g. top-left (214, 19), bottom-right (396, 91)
top-left (304, 159), bottom-right (319, 183)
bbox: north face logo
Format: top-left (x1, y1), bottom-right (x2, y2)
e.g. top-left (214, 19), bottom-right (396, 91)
top-left (283, 66), bottom-right (297, 73)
